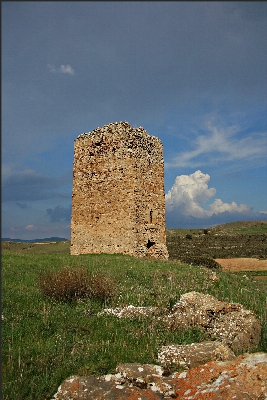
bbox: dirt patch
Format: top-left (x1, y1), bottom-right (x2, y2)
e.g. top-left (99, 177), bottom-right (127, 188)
top-left (215, 258), bottom-right (267, 272)
top-left (253, 275), bottom-right (267, 281)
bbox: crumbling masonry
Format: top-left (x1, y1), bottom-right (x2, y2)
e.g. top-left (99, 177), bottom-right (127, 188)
top-left (71, 122), bottom-right (169, 259)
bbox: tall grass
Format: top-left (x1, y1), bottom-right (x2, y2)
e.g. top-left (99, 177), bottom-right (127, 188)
top-left (2, 249), bottom-right (267, 399)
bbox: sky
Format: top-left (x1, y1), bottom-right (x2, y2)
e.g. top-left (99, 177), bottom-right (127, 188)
top-left (2, 1), bottom-right (267, 239)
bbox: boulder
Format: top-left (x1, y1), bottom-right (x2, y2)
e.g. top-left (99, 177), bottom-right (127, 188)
top-left (170, 352), bottom-right (267, 399)
top-left (165, 291), bottom-right (262, 353)
top-left (158, 341), bottom-right (236, 369)
top-left (52, 353), bottom-right (267, 399)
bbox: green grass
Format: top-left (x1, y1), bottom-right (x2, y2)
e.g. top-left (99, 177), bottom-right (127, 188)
top-left (212, 221), bottom-right (267, 235)
top-left (2, 246), bottom-right (267, 399)
top-left (166, 222), bottom-right (267, 237)
top-left (1, 240), bottom-right (70, 254)
top-left (231, 224), bottom-right (267, 234)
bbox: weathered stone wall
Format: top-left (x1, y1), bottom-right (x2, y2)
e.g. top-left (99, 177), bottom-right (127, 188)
top-left (71, 122), bottom-right (168, 258)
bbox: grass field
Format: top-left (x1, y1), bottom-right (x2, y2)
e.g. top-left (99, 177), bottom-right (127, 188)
top-left (2, 225), bottom-right (267, 399)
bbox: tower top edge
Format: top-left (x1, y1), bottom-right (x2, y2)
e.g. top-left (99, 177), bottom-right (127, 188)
top-left (75, 122), bottom-right (161, 143)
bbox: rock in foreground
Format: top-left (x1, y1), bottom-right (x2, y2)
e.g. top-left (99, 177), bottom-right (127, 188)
top-left (52, 353), bottom-right (267, 399)
top-left (164, 291), bottom-right (262, 353)
top-left (158, 341), bottom-right (236, 369)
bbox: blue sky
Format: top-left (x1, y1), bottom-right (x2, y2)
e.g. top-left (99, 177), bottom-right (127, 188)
top-left (2, 1), bottom-right (267, 239)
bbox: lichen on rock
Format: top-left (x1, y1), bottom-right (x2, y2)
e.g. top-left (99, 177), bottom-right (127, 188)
top-left (52, 353), bottom-right (267, 399)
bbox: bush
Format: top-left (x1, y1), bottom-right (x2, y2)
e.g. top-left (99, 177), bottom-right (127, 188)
top-left (38, 267), bottom-right (115, 303)
top-left (89, 271), bottom-right (116, 303)
top-left (179, 255), bottom-right (222, 270)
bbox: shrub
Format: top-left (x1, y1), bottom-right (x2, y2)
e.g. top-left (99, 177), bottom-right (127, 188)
top-left (179, 255), bottom-right (222, 270)
top-left (89, 271), bottom-right (116, 303)
top-left (38, 267), bottom-right (115, 303)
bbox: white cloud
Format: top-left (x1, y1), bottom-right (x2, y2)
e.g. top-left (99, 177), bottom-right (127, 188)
top-left (166, 117), bottom-right (267, 169)
top-left (25, 224), bottom-right (35, 230)
top-left (59, 64), bottom-right (75, 74)
top-left (165, 170), bottom-right (252, 219)
top-left (165, 170), bottom-right (216, 217)
top-left (47, 64), bottom-right (57, 73)
top-left (47, 64), bottom-right (75, 75)
top-left (207, 199), bottom-right (250, 215)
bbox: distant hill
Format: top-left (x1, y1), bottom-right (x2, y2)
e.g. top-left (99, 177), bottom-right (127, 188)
top-left (1, 237), bottom-right (69, 243)
top-left (210, 220), bottom-right (267, 232)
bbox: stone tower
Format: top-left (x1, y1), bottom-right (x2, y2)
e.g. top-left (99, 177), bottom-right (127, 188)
top-left (70, 122), bottom-right (169, 259)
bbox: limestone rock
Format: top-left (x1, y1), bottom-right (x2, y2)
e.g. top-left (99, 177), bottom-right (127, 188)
top-left (170, 352), bottom-right (267, 399)
top-left (52, 353), bottom-right (267, 399)
top-left (99, 305), bottom-right (168, 319)
top-left (165, 291), bottom-right (262, 353)
top-left (158, 341), bottom-right (236, 369)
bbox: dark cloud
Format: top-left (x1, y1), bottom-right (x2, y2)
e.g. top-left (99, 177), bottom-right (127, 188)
top-left (2, 168), bottom-right (70, 202)
top-left (224, 2), bottom-right (267, 21)
top-left (46, 205), bottom-right (71, 223)
top-left (15, 202), bottom-right (29, 209)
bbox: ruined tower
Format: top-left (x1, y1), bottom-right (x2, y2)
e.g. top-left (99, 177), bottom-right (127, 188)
top-left (70, 122), bottom-right (169, 259)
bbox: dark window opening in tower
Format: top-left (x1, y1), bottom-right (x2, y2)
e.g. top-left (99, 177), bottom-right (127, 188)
top-left (150, 209), bottom-right (153, 224)
top-left (146, 239), bottom-right (155, 249)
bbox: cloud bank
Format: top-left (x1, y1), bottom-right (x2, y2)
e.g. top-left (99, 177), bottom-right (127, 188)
top-left (2, 166), bottom-right (70, 202)
top-left (165, 170), bottom-right (257, 228)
